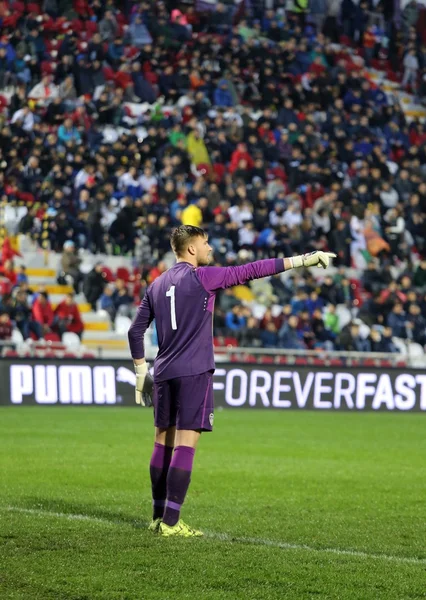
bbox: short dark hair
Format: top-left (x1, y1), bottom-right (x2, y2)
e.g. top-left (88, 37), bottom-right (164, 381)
top-left (170, 225), bottom-right (206, 256)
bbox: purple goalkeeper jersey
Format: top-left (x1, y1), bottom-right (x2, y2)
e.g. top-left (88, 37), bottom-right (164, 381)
top-left (128, 258), bottom-right (284, 382)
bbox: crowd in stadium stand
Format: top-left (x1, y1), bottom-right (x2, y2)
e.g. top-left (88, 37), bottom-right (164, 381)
top-left (0, 0), bottom-right (426, 355)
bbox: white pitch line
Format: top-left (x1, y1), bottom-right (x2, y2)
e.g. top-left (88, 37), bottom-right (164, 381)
top-left (3, 506), bottom-right (426, 566)
top-left (204, 531), bottom-right (426, 566)
top-left (4, 506), bottom-right (117, 527)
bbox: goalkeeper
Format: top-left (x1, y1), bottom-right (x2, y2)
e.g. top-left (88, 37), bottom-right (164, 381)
top-left (128, 225), bottom-right (335, 538)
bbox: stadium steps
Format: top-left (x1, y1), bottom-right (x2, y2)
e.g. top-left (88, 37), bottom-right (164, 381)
top-left (24, 268), bottom-right (112, 335)
top-left (367, 68), bottom-right (426, 122)
top-left (26, 268), bottom-right (57, 278)
top-left (33, 283), bottom-right (75, 295)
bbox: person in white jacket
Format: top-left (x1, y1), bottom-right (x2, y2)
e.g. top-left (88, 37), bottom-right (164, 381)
top-left (11, 107), bottom-right (34, 132)
top-left (29, 75), bottom-right (58, 106)
top-left (402, 49), bottom-right (419, 93)
top-left (380, 181), bottom-right (400, 209)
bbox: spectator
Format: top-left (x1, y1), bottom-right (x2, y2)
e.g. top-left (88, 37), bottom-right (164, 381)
top-left (339, 323), bottom-right (371, 352)
top-left (32, 291), bottom-right (54, 336)
top-left (0, 259), bottom-right (17, 287)
top-left (59, 241), bottom-right (83, 294)
top-left (129, 15), bottom-right (152, 47)
top-left (225, 305), bottom-right (246, 334)
top-left (413, 259), bottom-right (426, 289)
top-left (324, 304), bottom-right (340, 335)
top-left (53, 293), bottom-right (84, 339)
top-left (16, 266), bottom-right (28, 286)
top-left (100, 10), bottom-right (118, 41)
top-left (11, 289), bottom-right (42, 340)
top-left (369, 328), bottom-right (398, 353)
top-left (111, 278), bottom-right (134, 319)
top-left (83, 264), bottom-right (106, 311)
top-left (279, 315), bottom-right (306, 350)
top-left (260, 322), bottom-right (279, 349)
top-left (214, 80), bottom-right (234, 107)
top-left (406, 304), bottom-right (426, 346)
top-left (10, 106), bottom-right (35, 132)
top-left (28, 75), bottom-right (58, 106)
top-left (99, 285), bottom-right (115, 321)
top-left (402, 49), bottom-right (419, 93)
top-left (0, 313), bottom-right (12, 341)
top-left (239, 316), bottom-right (263, 348)
top-left (58, 117), bottom-right (81, 145)
top-left (387, 303), bottom-right (408, 339)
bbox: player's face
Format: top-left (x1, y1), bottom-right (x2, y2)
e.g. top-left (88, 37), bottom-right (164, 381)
top-left (194, 236), bottom-right (213, 266)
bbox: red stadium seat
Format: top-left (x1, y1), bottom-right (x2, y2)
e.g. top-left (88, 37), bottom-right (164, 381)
top-left (27, 2), bottom-right (42, 14)
top-left (41, 61), bottom-right (55, 75)
top-left (295, 357), bottom-right (308, 365)
top-left (223, 337), bottom-right (238, 347)
top-left (101, 266), bottom-right (115, 283)
top-left (103, 66), bottom-right (116, 82)
top-left (116, 267), bottom-right (130, 282)
top-left (44, 332), bottom-right (61, 343)
top-left (71, 18), bottom-right (84, 34)
top-left (85, 21), bottom-right (98, 35)
top-left (10, 1), bottom-right (25, 13)
top-left (16, 192), bottom-right (35, 204)
top-left (4, 350), bottom-right (19, 357)
top-left (244, 354), bottom-right (257, 363)
top-left (0, 95), bottom-right (8, 114)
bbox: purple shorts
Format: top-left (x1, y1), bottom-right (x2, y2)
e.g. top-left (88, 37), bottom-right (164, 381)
top-left (153, 371), bottom-right (214, 432)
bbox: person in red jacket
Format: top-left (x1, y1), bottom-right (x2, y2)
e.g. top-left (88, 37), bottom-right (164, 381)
top-left (229, 143), bottom-right (254, 173)
top-left (53, 293), bottom-right (84, 339)
top-left (1, 238), bottom-right (22, 263)
top-left (0, 312), bottom-right (12, 341)
top-left (0, 259), bottom-right (17, 287)
top-left (32, 291), bottom-right (54, 336)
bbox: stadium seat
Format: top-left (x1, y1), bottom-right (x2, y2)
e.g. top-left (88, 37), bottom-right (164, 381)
top-left (392, 338), bottom-right (408, 355)
top-left (62, 332), bottom-right (81, 352)
top-left (11, 328), bottom-right (24, 345)
top-left (10, 1), bottom-right (25, 13)
top-left (115, 315), bottom-right (132, 335)
top-left (101, 266), bottom-right (115, 282)
top-left (408, 343), bottom-right (424, 358)
top-left (335, 305), bottom-right (352, 329)
top-left (116, 267), bottom-right (130, 282)
top-left (85, 21), bottom-right (98, 35)
top-left (3, 349), bottom-right (19, 357)
top-left (295, 357), bottom-right (308, 365)
top-left (44, 332), bottom-right (61, 343)
top-left (27, 2), bottom-right (41, 14)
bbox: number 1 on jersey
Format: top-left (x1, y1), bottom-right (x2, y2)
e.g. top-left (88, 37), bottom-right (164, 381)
top-left (166, 285), bottom-right (177, 330)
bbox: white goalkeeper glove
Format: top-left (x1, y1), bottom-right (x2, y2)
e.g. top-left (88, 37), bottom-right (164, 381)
top-left (134, 362), bottom-right (154, 407)
top-left (290, 251), bottom-right (337, 270)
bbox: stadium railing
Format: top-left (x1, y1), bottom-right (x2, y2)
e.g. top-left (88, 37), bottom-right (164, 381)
top-left (1, 340), bottom-right (425, 368)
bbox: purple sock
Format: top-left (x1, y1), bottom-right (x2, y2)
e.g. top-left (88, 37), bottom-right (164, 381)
top-left (149, 442), bottom-right (173, 520)
top-left (162, 446), bottom-right (196, 527)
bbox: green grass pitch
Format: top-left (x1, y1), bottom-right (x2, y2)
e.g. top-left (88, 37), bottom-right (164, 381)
top-left (0, 408), bottom-right (425, 600)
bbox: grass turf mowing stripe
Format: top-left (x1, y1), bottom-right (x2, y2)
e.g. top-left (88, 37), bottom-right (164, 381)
top-left (4, 505), bottom-right (426, 567)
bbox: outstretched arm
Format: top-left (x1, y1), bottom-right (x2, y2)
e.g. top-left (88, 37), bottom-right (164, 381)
top-left (197, 252), bottom-right (336, 292)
